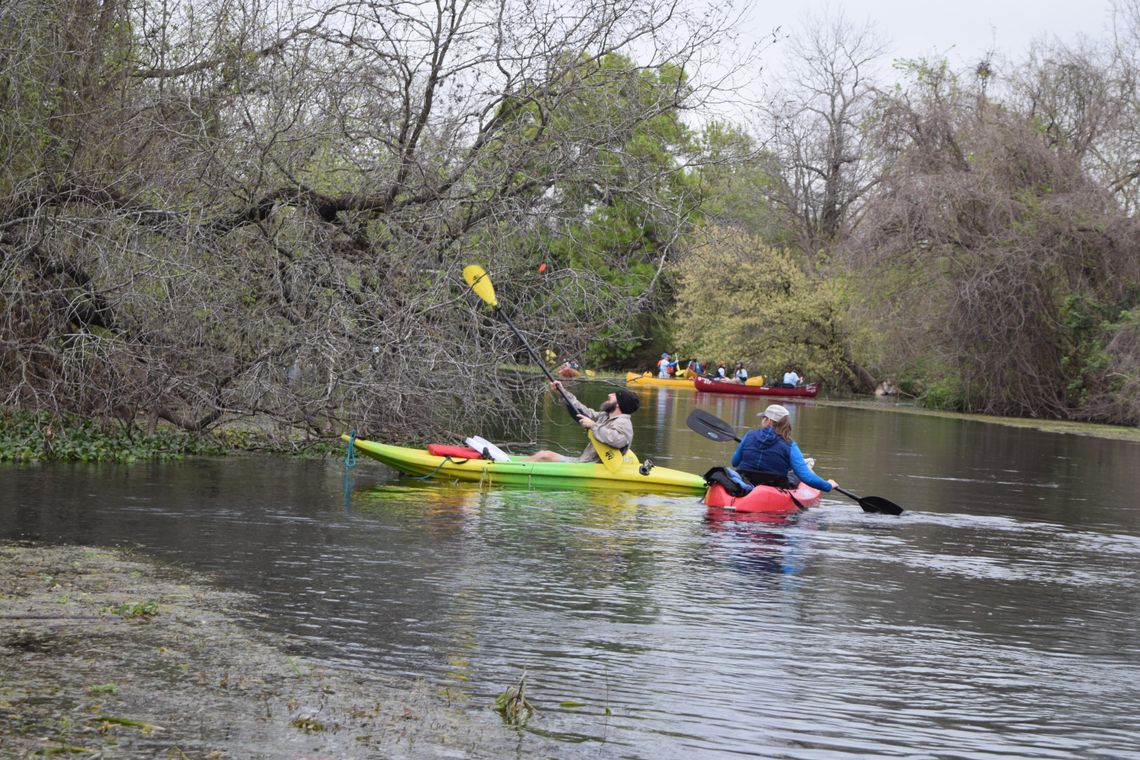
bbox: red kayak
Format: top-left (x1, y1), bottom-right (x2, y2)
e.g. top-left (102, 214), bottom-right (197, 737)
top-left (704, 480), bottom-right (822, 514)
top-left (694, 377), bottom-right (820, 397)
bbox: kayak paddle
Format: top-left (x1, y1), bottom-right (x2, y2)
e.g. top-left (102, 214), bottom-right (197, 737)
top-left (832, 487), bottom-right (904, 516)
top-left (685, 408), bottom-right (903, 515)
top-left (686, 408), bottom-right (742, 443)
top-left (463, 264), bottom-right (625, 472)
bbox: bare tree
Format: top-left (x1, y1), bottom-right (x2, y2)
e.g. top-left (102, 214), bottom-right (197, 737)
top-left (757, 10), bottom-right (887, 260)
top-left (846, 59), bottom-right (1140, 421)
top-left (0, 0), bottom-right (747, 444)
top-left (1010, 36), bottom-right (1140, 212)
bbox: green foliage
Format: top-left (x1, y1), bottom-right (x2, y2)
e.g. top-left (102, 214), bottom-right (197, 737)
top-left (692, 122), bottom-right (785, 240)
top-left (917, 379), bottom-right (965, 411)
top-left (0, 410), bottom-right (227, 463)
top-left (494, 53), bottom-right (699, 367)
top-left (1059, 294), bottom-right (1115, 403)
top-left (672, 227), bottom-right (849, 381)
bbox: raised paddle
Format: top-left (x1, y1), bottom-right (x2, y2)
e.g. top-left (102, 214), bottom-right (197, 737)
top-left (685, 408), bottom-right (904, 515)
top-left (463, 264), bottom-right (626, 472)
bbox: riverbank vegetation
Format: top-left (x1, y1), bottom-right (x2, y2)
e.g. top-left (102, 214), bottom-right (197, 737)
top-left (0, 410), bottom-right (232, 462)
top-left (2, 0), bottom-right (1137, 449)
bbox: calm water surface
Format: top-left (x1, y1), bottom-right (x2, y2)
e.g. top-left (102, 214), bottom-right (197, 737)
top-left (4, 387), bottom-right (1140, 758)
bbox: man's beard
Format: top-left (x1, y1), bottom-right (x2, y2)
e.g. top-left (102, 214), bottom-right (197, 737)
top-left (601, 400), bottom-right (618, 413)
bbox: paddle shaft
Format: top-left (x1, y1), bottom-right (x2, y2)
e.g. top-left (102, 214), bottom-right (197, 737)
top-left (464, 263), bottom-right (624, 472)
top-left (495, 307), bottom-right (581, 422)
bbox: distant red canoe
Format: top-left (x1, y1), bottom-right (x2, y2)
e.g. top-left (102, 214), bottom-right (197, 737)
top-left (557, 366), bottom-right (580, 378)
top-left (693, 377), bottom-right (820, 398)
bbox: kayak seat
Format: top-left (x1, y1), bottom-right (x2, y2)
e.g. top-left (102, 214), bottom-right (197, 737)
top-left (737, 469), bottom-right (793, 489)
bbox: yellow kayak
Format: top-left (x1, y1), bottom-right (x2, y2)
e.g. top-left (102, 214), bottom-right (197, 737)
top-left (343, 436), bottom-right (707, 495)
top-left (625, 371), bottom-right (766, 387)
top-left (624, 372), bottom-right (694, 388)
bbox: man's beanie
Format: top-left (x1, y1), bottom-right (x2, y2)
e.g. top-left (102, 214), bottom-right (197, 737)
top-left (615, 389), bottom-right (641, 414)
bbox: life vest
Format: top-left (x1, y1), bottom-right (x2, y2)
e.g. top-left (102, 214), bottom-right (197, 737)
top-left (736, 428), bottom-right (791, 476)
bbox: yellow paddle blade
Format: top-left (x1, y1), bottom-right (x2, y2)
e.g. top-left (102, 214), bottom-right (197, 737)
top-left (588, 430), bottom-right (623, 473)
top-left (463, 264), bottom-right (498, 307)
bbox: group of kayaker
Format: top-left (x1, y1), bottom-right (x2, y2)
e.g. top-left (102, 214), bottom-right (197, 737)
top-left (657, 354), bottom-right (750, 383)
top-left (527, 380), bottom-right (837, 495)
top-left (653, 354), bottom-right (806, 388)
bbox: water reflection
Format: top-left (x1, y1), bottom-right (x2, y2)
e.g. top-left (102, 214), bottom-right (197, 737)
top-left (704, 509), bottom-right (808, 576)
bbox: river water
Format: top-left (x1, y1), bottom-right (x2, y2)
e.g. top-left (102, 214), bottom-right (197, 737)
top-left (4, 385), bottom-right (1140, 758)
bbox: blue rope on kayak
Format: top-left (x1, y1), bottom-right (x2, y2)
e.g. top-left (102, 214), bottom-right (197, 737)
top-left (344, 431), bottom-right (357, 469)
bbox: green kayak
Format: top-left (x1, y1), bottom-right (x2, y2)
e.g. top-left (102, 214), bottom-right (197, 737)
top-left (342, 436), bottom-right (707, 495)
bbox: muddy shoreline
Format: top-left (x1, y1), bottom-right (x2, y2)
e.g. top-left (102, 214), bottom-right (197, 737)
top-left (0, 542), bottom-right (543, 758)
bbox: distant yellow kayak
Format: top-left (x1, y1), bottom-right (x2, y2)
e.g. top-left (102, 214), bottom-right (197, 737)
top-left (624, 372), bottom-right (694, 388)
top-left (625, 371), bottom-right (766, 387)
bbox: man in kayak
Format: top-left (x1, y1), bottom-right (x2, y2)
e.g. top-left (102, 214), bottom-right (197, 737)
top-left (731, 404), bottom-right (837, 492)
top-left (525, 383), bottom-right (640, 462)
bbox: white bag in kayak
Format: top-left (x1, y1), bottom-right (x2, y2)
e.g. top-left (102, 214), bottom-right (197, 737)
top-left (465, 436), bottom-right (511, 462)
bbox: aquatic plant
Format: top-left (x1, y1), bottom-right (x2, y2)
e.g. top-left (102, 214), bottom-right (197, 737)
top-left (106, 601), bottom-right (159, 620)
top-left (0, 410), bottom-right (227, 462)
top-left (494, 670), bottom-right (536, 727)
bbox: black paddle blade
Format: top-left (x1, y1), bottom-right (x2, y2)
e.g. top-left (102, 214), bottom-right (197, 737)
top-left (685, 409), bottom-right (741, 443)
top-left (834, 487), bottom-right (904, 515)
top-left (860, 496), bottom-right (904, 516)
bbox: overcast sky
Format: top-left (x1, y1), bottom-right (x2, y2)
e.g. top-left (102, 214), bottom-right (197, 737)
top-left (752, 0), bottom-right (1117, 69)
top-left (693, 0), bottom-right (1120, 119)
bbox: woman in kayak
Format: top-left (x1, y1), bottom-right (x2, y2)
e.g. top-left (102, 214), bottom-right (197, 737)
top-left (731, 404), bottom-right (837, 492)
top-left (525, 383), bottom-right (640, 462)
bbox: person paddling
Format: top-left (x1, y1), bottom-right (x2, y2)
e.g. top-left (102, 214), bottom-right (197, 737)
top-left (733, 362), bottom-right (748, 383)
top-left (731, 404), bottom-right (837, 492)
top-left (526, 382), bottom-right (641, 462)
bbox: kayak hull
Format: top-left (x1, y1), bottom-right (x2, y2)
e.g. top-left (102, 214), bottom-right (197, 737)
top-left (626, 372), bottom-right (767, 388)
top-left (625, 372), bottom-right (695, 388)
top-left (703, 481), bottom-right (822, 514)
top-left (343, 436), bottom-right (707, 495)
top-left (694, 377), bottom-right (820, 398)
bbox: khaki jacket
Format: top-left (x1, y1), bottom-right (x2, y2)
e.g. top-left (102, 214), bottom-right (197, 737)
top-left (560, 388), bottom-right (634, 463)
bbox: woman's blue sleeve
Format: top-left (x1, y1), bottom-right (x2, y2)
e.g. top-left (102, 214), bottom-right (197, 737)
top-left (789, 442), bottom-right (831, 491)
top-left (731, 437), bottom-right (746, 467)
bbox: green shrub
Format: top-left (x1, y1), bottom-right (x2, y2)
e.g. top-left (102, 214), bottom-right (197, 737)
top-left (918, 379), bottom-right (964, 411)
